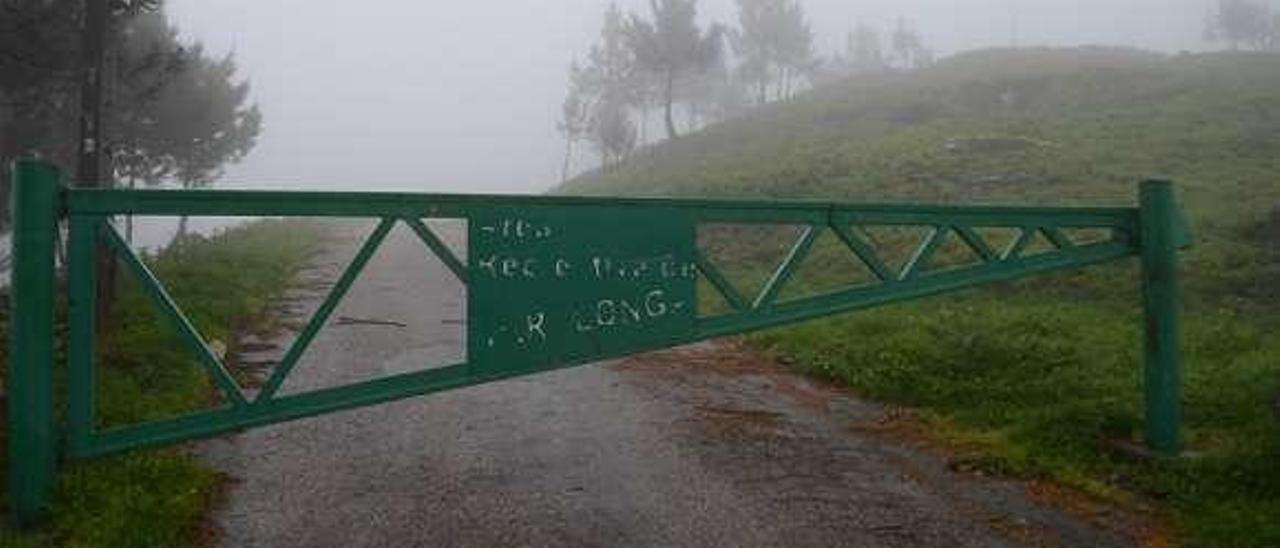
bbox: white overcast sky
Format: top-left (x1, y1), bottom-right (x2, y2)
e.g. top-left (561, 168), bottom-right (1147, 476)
top-left (166, 0), bottom-right (1226, 194)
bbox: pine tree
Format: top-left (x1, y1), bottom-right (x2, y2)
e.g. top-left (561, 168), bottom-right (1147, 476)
top-left (1206, 0), bottom-right (1274, 50)
top-left (732, 0), bottom-right (813, 104)
top-left (847, 23), bottom-right (887, 75)
top-left (624, 0), bottom-right (724, 140)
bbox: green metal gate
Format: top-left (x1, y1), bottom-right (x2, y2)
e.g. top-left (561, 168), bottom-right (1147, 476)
top-left (7, 160), bottom-right (1190, 526)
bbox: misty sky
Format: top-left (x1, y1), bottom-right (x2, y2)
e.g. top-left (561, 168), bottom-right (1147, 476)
top-left (167, 0), bottom-right (1227, 194)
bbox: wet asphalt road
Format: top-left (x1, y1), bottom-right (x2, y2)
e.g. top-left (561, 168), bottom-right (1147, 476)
top-left (199, 223), bottom-right (1135, 548)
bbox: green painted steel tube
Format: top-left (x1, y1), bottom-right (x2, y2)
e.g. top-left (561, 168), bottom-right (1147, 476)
top-left (953, 225), bottom-right (998, 262)
top-left (1042, 227), bottom-right (1076, 250)
top-left (697, 241), bottom-right (1135, 339)
top-left (67, 215), bottom-right (99, 456)
top-left (695, 253), bottom-right (748, 311)
top-left (1139, 180), bottom-right (1182, 456)
top-left (256, 218), bottom-right (396, 402)
top-left (404, 217), bottom-right (467, 283)
top-left (900, 226), bottom-right (945, 280)
top-left (64, 187), bottom-right (1136, 227)
top-left (7, 161), bottom-right (60, 527)
top-left (82, 363), bottom-right (470, 457)
top-left (52, 176), bottom-right (1186, 465)
top-left (829, 223), bottom-right (893, 281)
top-left (754, 226), bottom-right (819, 309)
top-left (1001, 227), bottom-right (1037, 260)
top-left (74, 238), bottom-right (1138, 460)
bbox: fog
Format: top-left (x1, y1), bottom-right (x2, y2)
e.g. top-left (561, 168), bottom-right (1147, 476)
top-left (167, 0), bottom-right (1218, 194)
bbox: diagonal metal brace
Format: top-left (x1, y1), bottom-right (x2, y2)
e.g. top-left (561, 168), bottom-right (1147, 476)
top-left (256, 218), bottom-right (396, 402)
top-left (103, 223), bottom-right (248, 407)
top-left (404, 217), bottom-right (468, 283)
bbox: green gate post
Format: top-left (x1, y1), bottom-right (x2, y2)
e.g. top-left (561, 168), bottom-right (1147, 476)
top-left (1139, 179), bottom-right (1182, 456)
top-left (7, 160), bottom-right (60, 527)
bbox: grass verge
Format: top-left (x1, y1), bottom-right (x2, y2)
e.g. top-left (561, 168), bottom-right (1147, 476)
top-left (0, 218), bottom-right (322, 547)
top-left (750, 292), bottom-right (1280, 547)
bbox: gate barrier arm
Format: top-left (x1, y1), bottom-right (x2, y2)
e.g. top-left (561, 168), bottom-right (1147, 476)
top-left (7, 160), bottom-right (1190, 527)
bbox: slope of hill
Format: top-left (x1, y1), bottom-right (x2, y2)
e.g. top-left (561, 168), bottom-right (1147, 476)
top-left (564, 47), bottom-right (1279, 208)
top-left (561, 48), bottom-right (1280, 547)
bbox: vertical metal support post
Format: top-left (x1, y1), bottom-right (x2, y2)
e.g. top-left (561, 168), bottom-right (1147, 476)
top-left (1139, 179), bottom-right (1181, 456)
top-left (67, 215), bottom-right (98, 457)
top-left (7, 161), bottom-right (61, 526)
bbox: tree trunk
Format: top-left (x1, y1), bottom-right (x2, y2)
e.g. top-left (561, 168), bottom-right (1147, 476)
top-left (170, 181), bottom-right (192, 249)
top-left (778, 66), bottom-right (788, 101)
top-left (639, 106), bottom-right (649, 146)
top-left (560, 138), bottom-right (574, 183)
top-left (125, 175), bottom-right (135, 243)
top-left (80, 0), bottom-right (116, 322)
top-left (171, 215), bottom-right (189, 250)
top-left (779, 67), bottom-right (786, 102)
top-left (663, 72), bottom-right (678, 140)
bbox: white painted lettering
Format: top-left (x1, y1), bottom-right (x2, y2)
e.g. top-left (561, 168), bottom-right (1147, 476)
top-left (478, 255), bottom-right (498, 277)
top-left (645, 290), bottom-right (669, 317)
top-left (619, 299), bottom-right (643, 323)
top-left (597, 300), bottom-right (618, 326)
top-left (573, 312), bottom-right (594, 333)
top-left (501, 258), bottom-right (520, 277)
top-left (526, 312), bottom-right (547, 342)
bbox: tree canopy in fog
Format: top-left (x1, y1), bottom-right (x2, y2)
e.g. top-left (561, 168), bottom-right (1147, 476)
top-left (1205, 0), bottom-right (1280, 50)
top-left (624, 0), bottom-right (726, 140)
top-left (556, 0), bottom-right (945, 179)
top-left (0, 0), bottom-right (260, 230)
top-left (732, 0), bottom-right (816, 105)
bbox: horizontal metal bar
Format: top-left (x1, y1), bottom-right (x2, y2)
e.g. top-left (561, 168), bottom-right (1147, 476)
top-left (842, 211), bottom-right (1134, 228)
top-left (78, 363), bottom-right (472, 458)
top-left (66, 188), bottom-right (1137, 226)
top-left (695, 242), bottom-right (1136, 340)
top-left (694, 208), bottom-right (829, 225)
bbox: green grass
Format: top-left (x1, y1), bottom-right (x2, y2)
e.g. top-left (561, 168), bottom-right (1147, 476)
top-left (0, 219), bottom-right (322, 547)
top-left (751, 296), bottom-right (1280, 545)
top-left (564, 47), bottom-right (1280, 546)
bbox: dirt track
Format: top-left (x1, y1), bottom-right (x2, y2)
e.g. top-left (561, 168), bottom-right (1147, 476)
top-left (198, 224), bottom-right (1136, 548)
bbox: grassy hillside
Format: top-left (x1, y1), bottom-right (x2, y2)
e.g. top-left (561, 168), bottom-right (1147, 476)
top-left (563, 47), bottom-right (1280, 307)
top-left (561, 48), bottom-right (1280, 547)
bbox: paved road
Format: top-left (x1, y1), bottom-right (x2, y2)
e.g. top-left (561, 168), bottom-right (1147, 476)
top-left (200, 223), bottom-right (1135, 548)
